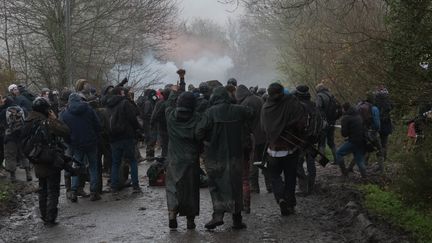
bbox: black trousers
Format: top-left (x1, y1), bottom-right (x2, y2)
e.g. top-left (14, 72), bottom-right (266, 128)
top-left (38, 171), bottom-right (61, 222)
top-left (267, 152), bottom-right (299, 207)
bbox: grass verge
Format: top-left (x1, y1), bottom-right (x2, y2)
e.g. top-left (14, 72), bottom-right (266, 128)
top-left (361, 184), bottom-right (432, 243)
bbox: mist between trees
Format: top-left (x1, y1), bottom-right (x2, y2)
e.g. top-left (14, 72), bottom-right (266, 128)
top-left (221, 0), bottom-right (432, 108)
top-left (0, 0), bottom-right (282, 94)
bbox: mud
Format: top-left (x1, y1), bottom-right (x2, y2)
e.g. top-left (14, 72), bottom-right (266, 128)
top-left (0, 155), bottom-right (412, 243)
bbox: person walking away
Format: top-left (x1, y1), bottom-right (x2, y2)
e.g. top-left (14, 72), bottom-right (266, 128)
top-left (235, 85), bottom-right (269, 211)
top-left (336, 103), bottom-right (367, 178)
top-left (294, 85), bottom-right (321, 195)
top-left (165, 90), bottom-right (203, 229)
top-left (261, 83), bottom-right (306, 216)
top-left (316, 83), bottom-right (342, 163)
top-left (374, 86), bottom-right (393, 160)
top-left (197, 87), bottom-right (253, 230)
top-left (106, 87), bottom-right (142, 194)
top-left (353, 94), bottom-right (384, 172)
top-left (60, 93), bottom-right (102, 202)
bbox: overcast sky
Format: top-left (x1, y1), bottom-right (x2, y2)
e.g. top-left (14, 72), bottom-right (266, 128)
top-left (179, 0), bottom-right (243, 26)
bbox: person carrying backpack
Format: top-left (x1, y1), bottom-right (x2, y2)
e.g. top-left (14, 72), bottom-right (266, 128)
top-left (21, 97), bottom-right (72, 226)
top-left (354, 94), bottom-right (384, 172)
top-left (294, 85), bottom-right (325, 195)
top-left (106, 87), bottom-right (142, 194)
top-left (374, 86), bottom-right (393, 160)
top-left (316, 83), bottom-right (342, 164)
top-left (336, 103), bottom-right (367, 178)
top-left (0, 95), bottom-right (32, 182)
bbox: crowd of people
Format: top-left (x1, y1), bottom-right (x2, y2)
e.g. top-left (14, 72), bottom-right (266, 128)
top-left (1, 69), bottom-right (421, 231)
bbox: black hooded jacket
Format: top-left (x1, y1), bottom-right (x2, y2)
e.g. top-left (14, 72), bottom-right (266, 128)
top-left (106, 95), bottom-right (141, 142)
top-left (235, 85), bottom-right (266, 145)
top-left (341, 107), bottom-right (365, 146)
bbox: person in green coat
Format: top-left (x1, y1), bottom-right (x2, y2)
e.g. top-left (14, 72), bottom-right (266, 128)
top-left (165, 90), bottom-right (203, 230)
top-left (197, 87), bottom-right (253, 230)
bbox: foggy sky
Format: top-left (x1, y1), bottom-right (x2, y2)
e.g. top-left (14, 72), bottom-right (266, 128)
top-left (179, 0), bottom-right (243, 25)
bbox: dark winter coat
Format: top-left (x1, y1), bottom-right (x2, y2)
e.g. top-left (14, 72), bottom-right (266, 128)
top-left (24, 111), bottom-right (70, 178)
top-left (196, 87), bottom-right (253, 213)
top-left (10, 94), bottom-right (33, 113)
top-left (150, 98), bottom-right (168, 132)
top-left (235, 85), bottom-right (266, 145)
top-left (60, 94), bottom-right (101, 152)
top-left (106, 95), bottom-right (141, 142)
top-left (261, 94), bottom-right (306, 150)
top-left (165, 93), bottom-right (203, 216)
top-left (341, 107), bottom-right (365, 146)
top-left (316, 89), bottom-right (335, 123)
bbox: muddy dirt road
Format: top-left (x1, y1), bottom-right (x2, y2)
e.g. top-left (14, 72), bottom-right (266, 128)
top-left (0, 156), bottom-right (410, 243)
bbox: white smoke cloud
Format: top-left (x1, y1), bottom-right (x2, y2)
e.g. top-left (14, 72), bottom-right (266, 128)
top-left (145, 53), bottom-right (234, 88)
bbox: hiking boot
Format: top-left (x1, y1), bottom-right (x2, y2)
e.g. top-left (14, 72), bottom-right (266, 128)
top-left (76, 189), bottom-right (90, 198)
top-left (187, 216), bottom-right (196, 229)
top-left (169, 211), bottom-right (177, 229)
top-left (204, 213), bottom-right (224, 229)
top-left (9, 171), bottom-right (16, 183)
top-left (132, 186), bottom-right (142, 194)
top-left (69, 191), bottom-right (78, 203)
top-left (339, 163), bottom-right (348, 177)
top-left (232, 213), bottom-right (247, 230)
top-left (89, 192), bottom-right (101, 201)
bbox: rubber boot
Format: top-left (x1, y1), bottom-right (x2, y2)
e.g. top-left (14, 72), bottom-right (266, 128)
top-left (187, 216), bottom-right (196, 229)
top-left (205, 212), bottom-right (224, 229)
top-left (168, 211), bottom-right (177, 229)
top-left (232, 213), bottom-right (247, 229)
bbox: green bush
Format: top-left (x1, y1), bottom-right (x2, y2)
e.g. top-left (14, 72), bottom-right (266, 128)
top-left (396, 127), bottom-right (432, 209)
top-left (361, 184), bottom-right (432, 243)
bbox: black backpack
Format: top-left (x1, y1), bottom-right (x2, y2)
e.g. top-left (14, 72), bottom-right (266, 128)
top-left (375, 93), bottom-right (392, 123)
top-left (21, 120), bottom-right (54, 164)
top-left (320, 92), bottom-right (343, 123)
top-left (301, 100), bottom-right (327, 144)
top-left (108, 100), bottom-right (127, 136)
top-left (5, 106), bottom-right (25, 136)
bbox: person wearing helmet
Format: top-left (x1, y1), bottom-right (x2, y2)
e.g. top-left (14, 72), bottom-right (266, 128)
top-left (21, 97), bottom-right (72, 226)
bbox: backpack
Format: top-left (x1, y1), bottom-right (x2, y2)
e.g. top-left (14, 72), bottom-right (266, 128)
top-left (147, 160), bottom-right (166, 186)
top-left (5, 106), bottom-right (25, 136)
top-left (301, 101), bottom-right (327, 144)
top-left (320, 92), bottom-right (343, 122)
top-left (375, 93), bottom-right (392, 123)
top-left (21, 120), bottom-right (54, 164)
top-left (108, 100), bottom-right (127, 136)
top-left (357, 101), bottom-right (373, 128)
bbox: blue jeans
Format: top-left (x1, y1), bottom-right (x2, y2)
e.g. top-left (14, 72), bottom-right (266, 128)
top-left (336, 141), bottom-right (366, 171)
top-left (110, 139), bottom-right (139, 190)
top-left (72, 148), bottom-right (99, 193)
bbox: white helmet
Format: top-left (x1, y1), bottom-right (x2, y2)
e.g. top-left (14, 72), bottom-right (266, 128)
top-left (8, 84), bottom-right (18, 93)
